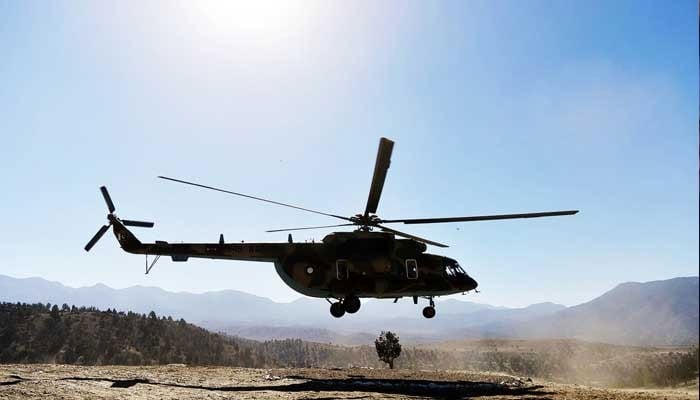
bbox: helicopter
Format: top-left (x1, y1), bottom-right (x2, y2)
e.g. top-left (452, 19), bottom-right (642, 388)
top-left (85, 137), bottom-right (578, 318)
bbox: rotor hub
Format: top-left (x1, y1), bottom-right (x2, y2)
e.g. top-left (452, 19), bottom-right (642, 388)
top-left (350, 214), bottom-right (382, 230)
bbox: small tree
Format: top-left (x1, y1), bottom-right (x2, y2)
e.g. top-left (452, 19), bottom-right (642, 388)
top-left (375, 331), bottom-right (401, 369)
top-left (50, 304), bottom-right (60, 320)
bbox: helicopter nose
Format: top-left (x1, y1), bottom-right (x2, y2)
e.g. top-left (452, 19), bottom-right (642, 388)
top-left (460, 276), bottom-right (478, 291)
top-left (467, 276), bottom-right (478, 290)
top-left (451, 275), bottom-right (477, 291)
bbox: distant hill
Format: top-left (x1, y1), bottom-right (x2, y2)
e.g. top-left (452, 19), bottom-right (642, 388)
top-left (508, 277), bottom-right (699, 346)
top-left (0, 275), bottom-right (297, 325)
top-left (219, 325), bottom-right (377, 346)
top-left (1, 274), bottom-right (697, 346)
top-left (207, 301), bottom-right (566, 345)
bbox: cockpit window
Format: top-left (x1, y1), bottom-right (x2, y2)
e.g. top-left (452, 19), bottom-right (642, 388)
top-left (445, 260), bottom-right (467, 277)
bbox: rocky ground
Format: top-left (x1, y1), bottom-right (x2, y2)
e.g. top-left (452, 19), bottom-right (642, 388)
top-left (0, 364), bottom-right (697, 400)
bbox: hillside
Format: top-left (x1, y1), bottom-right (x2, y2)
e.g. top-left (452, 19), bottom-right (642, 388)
top-left (1, 302), bottom-right (697, 388)
top-left (0, 302), bottom-right (439, 369)
top-left (507, 277), bottom-right (700, 346)
top-left (0, 302), bottom-right (250, 366)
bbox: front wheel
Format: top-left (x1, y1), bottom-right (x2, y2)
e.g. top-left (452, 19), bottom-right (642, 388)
top-left (330, 302), bottom-right (346, 318)
top-left (422, 306), bottom-right (436, 319)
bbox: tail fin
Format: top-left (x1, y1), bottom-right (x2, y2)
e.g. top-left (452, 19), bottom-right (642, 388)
top-left (110, 216), bottom-right (144, 251)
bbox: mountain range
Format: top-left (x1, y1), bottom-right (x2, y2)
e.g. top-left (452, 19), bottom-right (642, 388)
top-left (0, 274), bottom-right (697, 346)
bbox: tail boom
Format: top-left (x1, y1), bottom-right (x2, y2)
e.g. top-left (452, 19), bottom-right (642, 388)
top-left (111, 219), bottom-right (285, 263)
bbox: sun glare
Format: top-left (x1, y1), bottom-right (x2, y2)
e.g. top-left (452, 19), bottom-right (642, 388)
top-left (186, 1), bottom-right (305, 36)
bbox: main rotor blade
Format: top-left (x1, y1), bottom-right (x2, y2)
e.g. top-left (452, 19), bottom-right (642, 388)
top-left (377, 224), bottom-right (448, 248)
top-left (364, 137), bottom-right (394, 216)
top-left (122, 219), bottom-right (154, 228)
top-left (266, 223), bottom-right (356, 233)
top-left (380, 210), bottom-right (579, 224)
top-left (84, 225), bottom-right (110, 252)
top-left (100, 186), bottom-right (115, 213)
top-left (158, 176), bottom-right (351, 222)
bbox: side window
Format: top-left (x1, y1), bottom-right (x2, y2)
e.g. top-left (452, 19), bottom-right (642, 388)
top-left (405, 259), bottom-right (418, 279)
top-left (336, 259), bottom-right (349, 280)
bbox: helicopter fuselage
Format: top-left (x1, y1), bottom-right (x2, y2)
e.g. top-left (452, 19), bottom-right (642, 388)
top-left (111, 217), bottom-right (477, 299)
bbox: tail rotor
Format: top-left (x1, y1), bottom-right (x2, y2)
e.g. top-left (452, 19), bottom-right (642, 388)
top-left (84, 224), bottom-right (110, 252)
top-left (84, 186), bottom-right (153, 252)
top-left (121, 220), bottom-right (154, 228)
top-left (100, 186), bottom-right (115, 214)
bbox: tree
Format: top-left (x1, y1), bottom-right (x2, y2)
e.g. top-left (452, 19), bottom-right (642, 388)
top-left (375, 331), bottom-right (401, 369)
top-left (50, 304), bottom-right (60, 320)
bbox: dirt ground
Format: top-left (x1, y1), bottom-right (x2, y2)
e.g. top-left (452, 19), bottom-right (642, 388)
top-left (0, 364), bottom-right (697, 400)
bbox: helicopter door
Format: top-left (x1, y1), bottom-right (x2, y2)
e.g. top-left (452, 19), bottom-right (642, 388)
top-left (405, 259), bottom-right (418, 279)
top-left (336, 259), bottom-right (349, 280)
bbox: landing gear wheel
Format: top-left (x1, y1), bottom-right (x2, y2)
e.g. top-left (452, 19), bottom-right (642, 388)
top-left (422, 306), bottom-right (436, 319)
top-left (330, 302), bottom-right (346, 318)
top-left (344, 296), bottom-right (361, 314)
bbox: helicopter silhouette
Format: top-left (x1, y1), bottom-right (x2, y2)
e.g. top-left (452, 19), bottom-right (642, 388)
top-left (85, 138), bottom-right (577, 318)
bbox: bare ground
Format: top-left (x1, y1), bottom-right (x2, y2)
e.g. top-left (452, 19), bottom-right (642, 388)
top-left (0, 364), bottom-right (696, 400)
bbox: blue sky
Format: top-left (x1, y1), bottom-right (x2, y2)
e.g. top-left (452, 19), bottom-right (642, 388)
top-left (1, 1), bottom-right (697, 308)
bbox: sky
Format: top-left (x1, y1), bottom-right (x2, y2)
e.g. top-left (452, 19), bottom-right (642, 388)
top-left (1, 0), bottom-right (697, 308)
